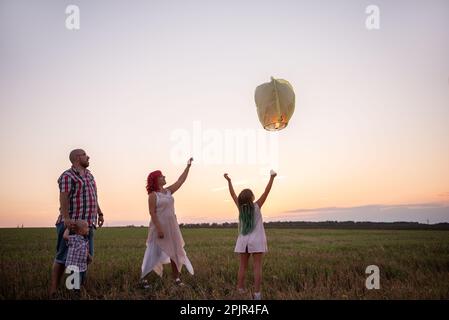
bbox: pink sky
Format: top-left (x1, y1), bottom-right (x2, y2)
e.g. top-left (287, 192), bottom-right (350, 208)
top-left (1, 0), bottom-right (448, 227)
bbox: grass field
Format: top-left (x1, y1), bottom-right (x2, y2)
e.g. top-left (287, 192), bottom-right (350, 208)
top-left (1, 227), bottom-right (449, 300)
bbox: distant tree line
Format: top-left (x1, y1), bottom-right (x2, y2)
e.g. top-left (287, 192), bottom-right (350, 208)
top-left (177, 221), bottom-right (449, 230)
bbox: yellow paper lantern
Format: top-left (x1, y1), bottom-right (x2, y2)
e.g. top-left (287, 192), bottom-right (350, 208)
top-left (254, 77), bottom-right (295, 131)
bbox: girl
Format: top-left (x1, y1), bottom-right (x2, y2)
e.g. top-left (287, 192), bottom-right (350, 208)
top-left (224, 170), bottom-right (276, 300)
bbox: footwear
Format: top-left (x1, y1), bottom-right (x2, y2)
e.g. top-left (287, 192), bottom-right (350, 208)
top-left (141, 279), bottom-right (150, 289)
top-left (237, 288), bottom-right (246, 294)
top-left (71, 289), bottom-right (81, 300)
top-left (49, 292), bottom-right (58, 300)
top-left (253, 292), bottom-right (262, 300)
top-left (175, 278), bottom-right (185, 287)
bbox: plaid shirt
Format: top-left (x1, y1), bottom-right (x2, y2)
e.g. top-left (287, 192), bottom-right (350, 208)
top-left (56, 167), bottom-right (98, 226)
top-left (65, 234), bottom-right (89, 272)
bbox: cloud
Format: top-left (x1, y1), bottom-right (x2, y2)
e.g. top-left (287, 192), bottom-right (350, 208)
top-left (437, 192), bottom-right (449, 198)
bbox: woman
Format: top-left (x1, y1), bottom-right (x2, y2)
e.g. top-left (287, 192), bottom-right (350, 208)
top-left (141, 157), bottom-right (194, 286)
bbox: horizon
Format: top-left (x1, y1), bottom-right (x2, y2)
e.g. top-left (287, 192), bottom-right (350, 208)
top-left (1, 0), bottom-right (449, 227)
top-left (6, 201), bottom-right (449, 228)
top-left (5, 219), bottom-right (449, 229)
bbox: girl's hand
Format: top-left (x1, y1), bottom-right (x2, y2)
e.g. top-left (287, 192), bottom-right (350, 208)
top-left (187, 157), bottom-right (193, 167)
top-left (224, 173), bottom-right (231, 181)
top-left (157, 229), bottom-right (164, 239)
top-left (270, 169), bottom-right (277, 178)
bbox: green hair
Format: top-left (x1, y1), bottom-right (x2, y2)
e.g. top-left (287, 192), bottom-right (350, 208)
top-left (237, 189), bottom-right (255, 235)
top-left (238, 203), bottom-right (255, 235)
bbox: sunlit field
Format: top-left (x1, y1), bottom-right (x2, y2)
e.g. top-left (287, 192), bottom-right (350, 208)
top-left (1, 227), bottom-right (448, 300)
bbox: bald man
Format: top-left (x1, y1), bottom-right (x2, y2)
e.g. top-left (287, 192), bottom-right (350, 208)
top-left (49, 149), bottom-right (105, 297)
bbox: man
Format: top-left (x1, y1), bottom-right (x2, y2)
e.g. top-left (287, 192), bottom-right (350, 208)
top-left (49, 149), bottom-right (105, 297)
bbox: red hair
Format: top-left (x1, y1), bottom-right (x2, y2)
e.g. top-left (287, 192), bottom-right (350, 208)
top-left (146, 170), bottom-right (162, 194)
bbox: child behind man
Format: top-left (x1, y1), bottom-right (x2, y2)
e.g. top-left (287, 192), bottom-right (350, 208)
top-left (63, 220), bottom-right (93, 294)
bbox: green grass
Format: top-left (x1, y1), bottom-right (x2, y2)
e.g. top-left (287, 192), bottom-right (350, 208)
top-left (1, 227), bottom-right (449, 299)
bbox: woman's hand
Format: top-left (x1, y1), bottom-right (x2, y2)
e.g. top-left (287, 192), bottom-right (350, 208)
top-left (157, 229), bottom-right (164, 239)
top-left (224, 173), bottom-right (231, 181)
top-left (187, 157), bottom-right (193, 167)
top-left (270, 169), bottom-right (277, 178)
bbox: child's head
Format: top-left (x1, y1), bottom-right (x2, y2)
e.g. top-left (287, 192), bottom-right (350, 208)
top-left (74, 220), bottom-right (89, 236)
top-left (238, 189), bottom-right (255, 205)
top-left (238, 189), bottom-right (255, 235)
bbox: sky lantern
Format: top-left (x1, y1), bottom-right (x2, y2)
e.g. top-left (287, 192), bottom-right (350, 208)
top-left (254, 77), bottom-right (295, 131)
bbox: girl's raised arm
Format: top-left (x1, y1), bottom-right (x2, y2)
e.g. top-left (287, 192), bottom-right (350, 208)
top-left (224, 173), bottom-right (238, 206)
top-left (256, 171), bottom-right (277, 208)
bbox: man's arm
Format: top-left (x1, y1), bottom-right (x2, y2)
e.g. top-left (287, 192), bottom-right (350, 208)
top-left (97, 205), bottom-right (104, 228)
top-left (92, 177), bottom-right (104, 228)
top-left (59, 192), bottom-right (72, 228)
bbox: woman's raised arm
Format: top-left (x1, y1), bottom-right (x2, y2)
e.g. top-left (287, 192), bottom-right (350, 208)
top-left (167, 157), bottom-right (193, 195)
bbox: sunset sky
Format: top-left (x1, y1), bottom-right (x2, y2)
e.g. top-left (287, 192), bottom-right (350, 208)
top-left (1, 0), bottom-right (448, 227)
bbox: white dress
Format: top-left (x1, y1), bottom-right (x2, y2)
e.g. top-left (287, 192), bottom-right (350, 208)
top-left (234, 203), bottom-right (268, 253)
top-left (141, 190), bottom-right (194, 278)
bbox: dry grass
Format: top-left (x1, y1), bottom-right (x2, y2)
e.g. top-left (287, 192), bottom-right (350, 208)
top-left (1, 227), bottom-right (448, 300)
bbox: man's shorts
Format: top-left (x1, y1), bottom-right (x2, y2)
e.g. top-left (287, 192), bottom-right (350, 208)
top-left (54, 222), bottom-right (95, 265)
